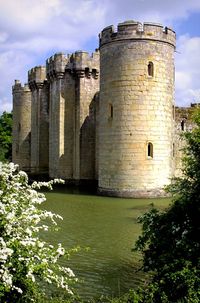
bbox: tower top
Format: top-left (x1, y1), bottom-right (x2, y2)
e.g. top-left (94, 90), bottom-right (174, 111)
top-left (12, 80), bottom-right (30, 93)
top-left (28, 66), bottom-right (46, 89)
top-left (46, 50), bottom-right (99, 80)
top-left (99, 21), bottom-right (176, 48)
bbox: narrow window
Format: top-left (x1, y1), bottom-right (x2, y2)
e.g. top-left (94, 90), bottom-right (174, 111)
top-left (109, 104), bottom-right (113, 119)
top-left (18, 123), bottom-right (21, 132)
top-left (173, 143), bottom-right (175, 157)
top-left (181, 120), bottom-right (185, 131)
top-left (16, 143), bottom-right (19, 154)
top-left (147, 142), bottom-right (153, 158)
top-left (148, 62), bottom-right (154, 77)
top-left (172, 105), bottom-right (175, 120)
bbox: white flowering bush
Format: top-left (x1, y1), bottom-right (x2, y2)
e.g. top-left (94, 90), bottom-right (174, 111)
top-left (0, 162), bottom-right (77, 302)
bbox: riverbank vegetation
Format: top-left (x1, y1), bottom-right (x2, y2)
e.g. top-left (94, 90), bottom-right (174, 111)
top-left (131, 109), bottom-right (200, 302)
top-left (0, 163), bottom-right (77, 302)
top-left (0, 111), bottom-right (12, 162)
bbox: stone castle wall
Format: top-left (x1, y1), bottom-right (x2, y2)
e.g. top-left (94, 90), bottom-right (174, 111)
top-left (12, 20), bottom-right (199, 197)
top-left (174, 105), bottom-right (197, 177)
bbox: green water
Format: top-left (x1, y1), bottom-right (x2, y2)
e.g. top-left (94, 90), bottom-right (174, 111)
top-left (43, 188), bottom-right (170, 299)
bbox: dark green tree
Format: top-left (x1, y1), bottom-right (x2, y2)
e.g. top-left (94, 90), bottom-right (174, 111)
top-left (133, 109), bottom-right (200, 302)
top-left (0, 111), bottom-right (12, 162)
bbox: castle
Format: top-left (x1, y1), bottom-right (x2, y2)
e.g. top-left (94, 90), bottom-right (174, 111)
top-left (12, 20), bottom-right (196, 198)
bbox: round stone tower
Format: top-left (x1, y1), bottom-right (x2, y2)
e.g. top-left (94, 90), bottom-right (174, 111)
top-left (12, 80), bottom-right (31, 171)
top-left (98, 21), bottom-right (176, 197)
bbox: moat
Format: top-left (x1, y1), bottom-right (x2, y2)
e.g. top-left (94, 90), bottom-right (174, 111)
top-left (42, 188), bottom-right (170, 299)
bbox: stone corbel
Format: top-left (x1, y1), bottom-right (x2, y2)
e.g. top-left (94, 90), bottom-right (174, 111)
top-left (76, 70), bottom-right (85, 78)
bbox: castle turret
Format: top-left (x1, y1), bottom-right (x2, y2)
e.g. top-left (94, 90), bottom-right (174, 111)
top-left (98, 21), bottom-right (176, 197)
top-left (47, 51), bottom-right (99, 180)
top-left (28, 66), bottom-right (49, 174)
top-left (46, 53), bottom-right (71, 179)
top-left (12, 80), bottom-right (31, 170)
top-left (69, 51), bottom-right (99, 181)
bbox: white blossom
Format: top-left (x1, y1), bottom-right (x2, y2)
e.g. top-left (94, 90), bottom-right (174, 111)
top-left (0, 162), bottom-right (76, 299)
top-left (56, 243), bottom-right (65, 256)
top-left (12, 286), bottom-right (23, 294)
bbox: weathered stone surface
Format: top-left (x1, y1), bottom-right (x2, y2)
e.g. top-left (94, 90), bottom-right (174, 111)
top-left (174, 105), bottom-right (197, 177)
top-left (12, 81), bottom-right (31, 170)
top-left (28, 66), bottom-right (49, 174)
top-left (99, 21), bottom-right (176, 196)
top-left (46, 50), bottom-right (100, 179)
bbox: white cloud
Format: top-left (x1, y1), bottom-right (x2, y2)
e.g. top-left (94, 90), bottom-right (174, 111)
top-left (0, 0), bottom-right (106, 55)
top-left (0, 0), bottom-right (106, 113)
top-left (0, 50), bottom-right (35, 114)
top-left (1, 0), bottom-right (200, 112)
top-left (0, 32), bottom-right (8, 43)
top-left (0, 0), bottom-right (61, 33)
top-left (99, 0), bottom-right (200, 26)
top-left (0, 97), bottom-right (12, 113)
top-left (175, 35), bottom-right (200, 106)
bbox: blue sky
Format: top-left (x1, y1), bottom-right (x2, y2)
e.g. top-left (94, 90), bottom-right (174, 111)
top-left (1, 0), bottom-right (200, 113)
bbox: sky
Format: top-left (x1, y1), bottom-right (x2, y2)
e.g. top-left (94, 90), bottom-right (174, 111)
top-left (1, 0), bottom-right (200, 113)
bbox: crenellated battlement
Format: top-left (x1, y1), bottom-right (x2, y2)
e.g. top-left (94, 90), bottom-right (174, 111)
top-left (66, 50), bottom-right (99, 78)
top-left (12, 80), bottom-right (30, 93)
top-left (46, 50), bottom-right (99, 80)
top-left (46, 52), bottom-right (69, 80)
top-left (28, 66), bottom-right (46, 89)
top-left (99, 20), bottom-right (176, 48)
top-left (69, 50), bottom-right (99, 70)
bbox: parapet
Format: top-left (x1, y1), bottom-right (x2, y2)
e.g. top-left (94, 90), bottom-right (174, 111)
top-left (46, 53), bottom-right (69, 80)
top-left (46, 50), bottom-right (99, 79)
top-left (12, 80), bottom-right (31, 93)
top-left (28, 66), bottom-right (46, 89)
top-left (66, 50), bottom-right (99, 76)
top-left (99, 20), bottom-right (176, 48)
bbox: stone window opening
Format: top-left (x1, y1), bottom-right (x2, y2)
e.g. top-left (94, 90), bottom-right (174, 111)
top-left (147, 142), bottom-right (153, 158)
top-left (16, 143), bottom-right (19, 154)
top-left (181, 120), bottom-right (185, 131)
top-left (173, 143), bottom-right (175, 157)
top-left (172, 105), bottom-right (175, 120)
top-left (109, 103), bottom-right (113, 119)
top-left (148, 61), bottom-right (154, 77)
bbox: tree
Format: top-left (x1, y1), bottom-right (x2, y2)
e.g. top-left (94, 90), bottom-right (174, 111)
top-left (133, 109), bottom-right (200, 302)
top-left (0, 162), bottom-right (77, 302)
top-left (0, 111), bottom-right (12, 162)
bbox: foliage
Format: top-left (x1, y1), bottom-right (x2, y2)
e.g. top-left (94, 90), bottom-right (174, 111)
top-left (0, 162), bottom-right (77, 302)
top-left (27, 289), bottom-right (148, 303)
top-left (0, 111), bottom-right (12, 162)
top-left (133, 109), bottom-right (200, 302)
